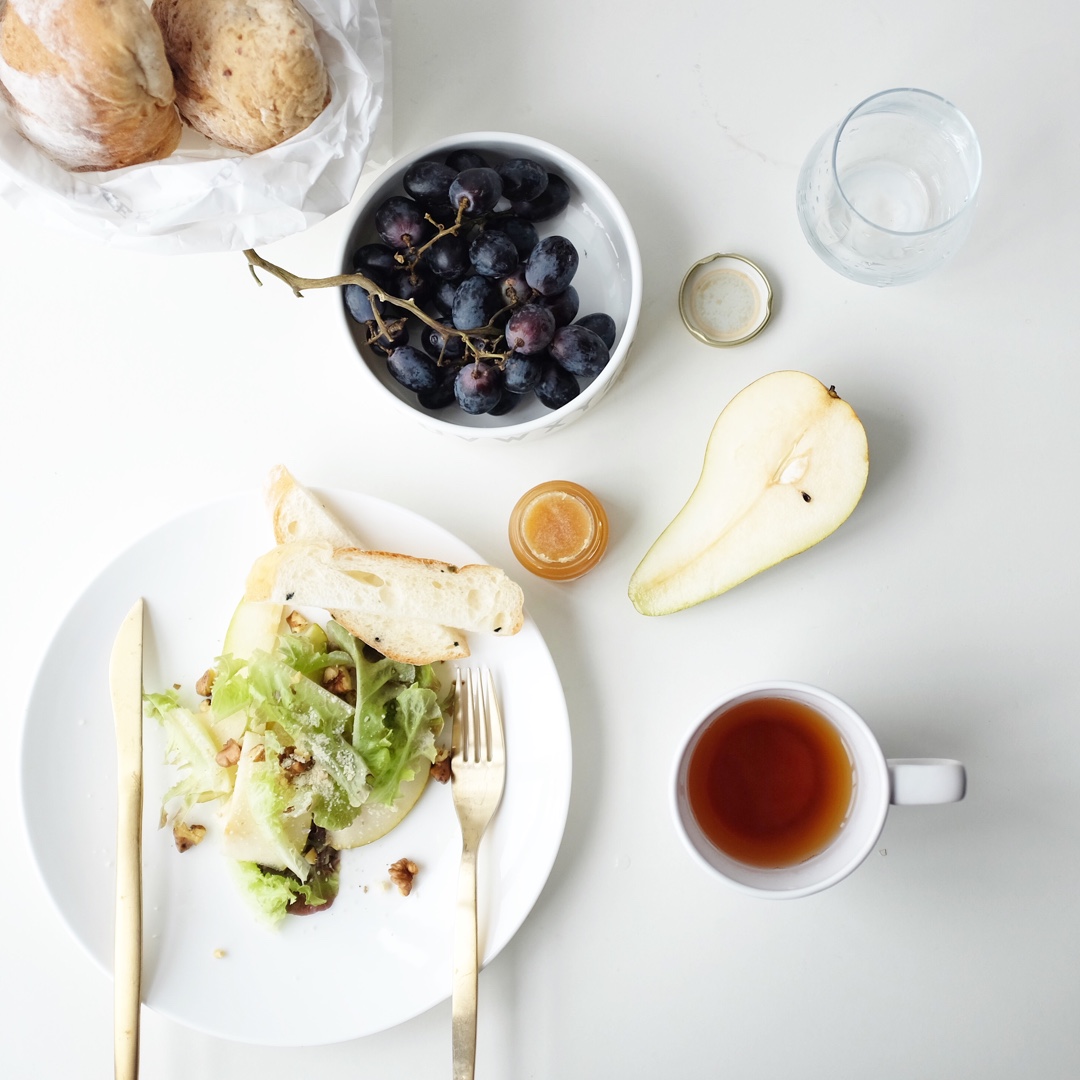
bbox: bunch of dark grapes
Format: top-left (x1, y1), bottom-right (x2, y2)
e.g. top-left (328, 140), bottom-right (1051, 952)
top-left (344, 148), bottom-right (617, 417)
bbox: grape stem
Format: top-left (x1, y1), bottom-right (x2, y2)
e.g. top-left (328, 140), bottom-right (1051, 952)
top-left (242, 247), bottom-right (505, 363)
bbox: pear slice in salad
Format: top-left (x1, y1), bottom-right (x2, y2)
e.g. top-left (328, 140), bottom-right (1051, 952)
top-left (219, 733), bottom-right (313, 880)
top-left (223, 598), bottom-right (286, 658)
top-left (327, 766), bottom-right (430, 850)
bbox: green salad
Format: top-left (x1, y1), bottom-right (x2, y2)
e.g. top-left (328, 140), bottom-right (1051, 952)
top-left (144, 601), bottom-right (449, 924)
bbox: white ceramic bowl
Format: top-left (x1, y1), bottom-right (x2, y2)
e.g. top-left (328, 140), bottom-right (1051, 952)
top-left (338, 132), bottom-right (642, 441)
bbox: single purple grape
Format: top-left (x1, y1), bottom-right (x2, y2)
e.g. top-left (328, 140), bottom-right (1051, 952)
top-left (391, 267), bottom-right (431, 306)
top-left (446, 149), bottom-right (489, 171)
top-left (489, 389), bottom-right (525, 415)
top-left (503, 351), bottom-right (545, 394)
top-left (344, 283), bottom-right (382, 324)
top-left (374, 196), bottom-right (433, 251)
top-left (451, 275), bottom-right (501, 330)
top-left (510, 173), bottom-right (571, 221)
top-left (350, 242), bottom-right (397, 286)
top-left (431, 278), bottom-right (459, 315)
top-left (422, 233), bottom-right (470, 281)
top-left (420, 318), bottom-right (467, 363)
top-left (469, 231), bottom-right (519, 278)
top-left (483, 216), bottom-right (539, 260)
top-left (525, 235), bottom-right (579, 295)
top-left (505, 303), bottom-right (556, 354)
top-left (387, 346), bottom-right (440, 394)
top-left (449, 168), bottom-right (503, 217)
top-left (575, 312), bottom-right (617, 350)
top-left (499, 264), bottom-right (532, 307)
top-left (454, 361), bottom-right (504, 414)
top-left (403, 159), bottom-right (457, 211)
top-left (417, 365), bottom-right (459, 410)
top-left (495, 159), bottom-right (548, 202)
top-left (534, 362), bottom-right (581, 410)
top-left (367, 320), bottom-right (409, 357)
top-left (541, 285), bottom-right (580, 327)
top-left (550, 324), bottom-right (610, 377)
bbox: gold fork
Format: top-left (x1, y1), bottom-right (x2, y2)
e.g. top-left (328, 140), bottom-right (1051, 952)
top-left (450, 668), bottom-right (507, 1080)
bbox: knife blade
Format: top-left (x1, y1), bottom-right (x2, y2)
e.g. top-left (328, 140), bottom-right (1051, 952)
top-left (110, 598), bottom-right (144, 1080)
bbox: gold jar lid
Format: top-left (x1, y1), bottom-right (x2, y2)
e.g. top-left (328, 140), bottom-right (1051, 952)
top-left (508, 481), bottom-right (609, 581)
top-left (679, 253), bottom-right (772, 347)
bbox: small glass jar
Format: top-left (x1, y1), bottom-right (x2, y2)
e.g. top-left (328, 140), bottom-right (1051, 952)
top-left (508, 481), bottom-right (609, 581)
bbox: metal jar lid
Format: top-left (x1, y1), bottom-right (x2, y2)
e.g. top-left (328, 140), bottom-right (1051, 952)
top-left (679, 253), bottom-right (773, 347)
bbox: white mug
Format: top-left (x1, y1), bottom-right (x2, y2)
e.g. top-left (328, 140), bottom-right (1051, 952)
top-left (671, 682), bottom-right (966, 898)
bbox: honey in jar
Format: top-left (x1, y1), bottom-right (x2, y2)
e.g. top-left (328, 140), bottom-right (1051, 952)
top-left (508, 481), bottom-right (609, 580)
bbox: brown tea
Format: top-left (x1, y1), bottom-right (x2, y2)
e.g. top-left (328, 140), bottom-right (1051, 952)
top-left (686, 696), bottom-right (854, 868)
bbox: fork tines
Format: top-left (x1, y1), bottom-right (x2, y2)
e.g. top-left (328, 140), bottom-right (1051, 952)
top-left (452, 668), bottom-right (504, 765)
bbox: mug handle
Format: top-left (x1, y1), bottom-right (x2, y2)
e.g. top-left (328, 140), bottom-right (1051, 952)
top-left (887, 758), bottom-right (966, 805)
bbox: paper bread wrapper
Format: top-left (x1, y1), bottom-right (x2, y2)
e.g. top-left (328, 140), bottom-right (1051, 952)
top-left (0, 0), bottom-right (390, 254)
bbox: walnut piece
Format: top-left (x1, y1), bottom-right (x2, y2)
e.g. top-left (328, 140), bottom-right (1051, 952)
top-left (278, 745), bottom-right (313, 776)
top-left (286, 610), bottom-right (308, 631)
top-left (430, 748), bottom-right (452, 784)
top-left (322, 665), bottom-right (353, 695)
top-left (215, 738), bottom-right (242, 767)
top-left (195, 668), bottom-right (215, 697)
top-left (173, 821), bottom-right (207, 852)
top-left (388, 858), bottom-right (419, 896)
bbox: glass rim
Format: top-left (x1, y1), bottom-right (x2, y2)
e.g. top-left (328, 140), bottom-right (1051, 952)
top-left (831, 87), bottom-right (983, 238)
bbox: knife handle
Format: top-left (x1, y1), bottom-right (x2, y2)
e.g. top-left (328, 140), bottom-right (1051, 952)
top-left (114, 757), bottom-right (142, 1080)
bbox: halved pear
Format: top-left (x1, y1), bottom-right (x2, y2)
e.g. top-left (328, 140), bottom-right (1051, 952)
top-left (628, 370), bottom-right (868, 615)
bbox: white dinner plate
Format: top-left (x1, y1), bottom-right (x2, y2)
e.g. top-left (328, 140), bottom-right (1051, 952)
top-left (20, 489), bottom-right (571, 1045)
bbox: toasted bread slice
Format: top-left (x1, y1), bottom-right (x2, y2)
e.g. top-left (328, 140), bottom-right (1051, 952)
top-left (245, 541), bottom-right (525, 638)
top-left (263, 466), bottom-right (468, 664)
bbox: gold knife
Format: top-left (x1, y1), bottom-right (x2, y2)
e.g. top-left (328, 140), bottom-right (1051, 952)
top-left (110, 599), bottom-right (145, 1080)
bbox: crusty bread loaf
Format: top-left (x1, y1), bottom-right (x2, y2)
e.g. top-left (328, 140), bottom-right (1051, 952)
top-left (246, 541), bottom-right (526, 638)
top-left (264, 465), bottom-right (470, 664)
top-left (151, 0), bottom-right (330, 154)
top-left (0, 0), bottom-right (182, 171)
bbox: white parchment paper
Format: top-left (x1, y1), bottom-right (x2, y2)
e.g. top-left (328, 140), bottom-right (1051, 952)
top-left (0, 0), bottom-right (388, 254)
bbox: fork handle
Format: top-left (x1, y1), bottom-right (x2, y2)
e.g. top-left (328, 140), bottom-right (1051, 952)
top-left (452, 840), bottom-right (480, 1080)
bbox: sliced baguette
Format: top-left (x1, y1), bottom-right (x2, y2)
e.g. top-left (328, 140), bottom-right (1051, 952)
top-left (266, 464), bottom-right (359, 550)
top-left (245, 541), bottom-right (525, 637)
top-left (263, 465), bottom-right (468, 664)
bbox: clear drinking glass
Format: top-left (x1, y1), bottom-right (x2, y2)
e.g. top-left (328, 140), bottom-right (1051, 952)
top-left (795, 88), bottom-right (982, 286)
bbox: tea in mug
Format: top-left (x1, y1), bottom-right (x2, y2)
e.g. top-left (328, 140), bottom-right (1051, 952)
top-left (686, 696), bottom-right (854, 868)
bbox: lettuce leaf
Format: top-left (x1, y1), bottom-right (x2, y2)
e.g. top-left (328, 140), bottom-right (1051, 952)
top-left (243, 651), bottom-right (371, 812)
top-left (143, 689), bottom-right (233, 823)
top-left (231, 860), bottom-right (340, 927)
top-left (367, 685), bottom-right (442, 805)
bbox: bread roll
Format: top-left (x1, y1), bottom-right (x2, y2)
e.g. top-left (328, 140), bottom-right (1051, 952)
top-left (151, 0), bottom-right (330, 155)
top-left (0, 0), bottom-right (182, 172)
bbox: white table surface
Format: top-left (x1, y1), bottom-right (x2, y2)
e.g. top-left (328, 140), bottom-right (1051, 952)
top-left (3, 2), bottom-right (1079, 1076)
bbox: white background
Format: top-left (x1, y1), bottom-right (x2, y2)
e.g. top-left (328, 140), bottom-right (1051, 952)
top-left (3, 1), bottom-right (1078, 1076)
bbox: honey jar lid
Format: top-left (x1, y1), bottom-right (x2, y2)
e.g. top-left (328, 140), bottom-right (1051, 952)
top-left (679, 253), bottom-right (772, 347)
top-left (508, 481), bottom-right (609, 581)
